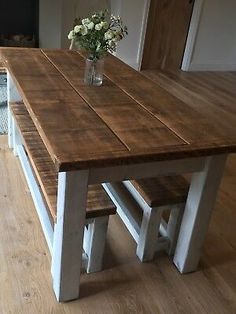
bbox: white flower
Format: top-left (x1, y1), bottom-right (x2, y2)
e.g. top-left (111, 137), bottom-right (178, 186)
top-left (82, 18), bottom-right (90, 25)
top-left (74, 25), bottom-right (82, 34)
top-left (95, 23), bottom-right (103, 31)
top-left (80, 25), bottom-right (88, 35)
top-left (104, 30), bottom-right (114, 40)
top-left (101, 21), bottom-right (109, 29)
top-left (87, 21), bottom-right (94, 30)
top-left (92, 14), bottom-right (97, 18)
top-left (68, 30), bottom-right (75, 40)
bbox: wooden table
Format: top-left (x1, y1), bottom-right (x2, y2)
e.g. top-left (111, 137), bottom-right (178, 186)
top-left (1, 48), bottom-right (236, 302)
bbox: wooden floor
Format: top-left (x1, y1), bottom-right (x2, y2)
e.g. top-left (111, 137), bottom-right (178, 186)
top-left (1, 70), bottom-right (236, 313)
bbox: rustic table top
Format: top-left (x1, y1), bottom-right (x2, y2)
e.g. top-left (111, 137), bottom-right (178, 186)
top-left (1, 48), bottom-right (236, 171)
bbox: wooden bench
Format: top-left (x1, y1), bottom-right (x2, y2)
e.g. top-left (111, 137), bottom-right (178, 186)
top-left (104, 175), bottom-right (189, 262)
top-left (10, 102), bottom-right (116, 273)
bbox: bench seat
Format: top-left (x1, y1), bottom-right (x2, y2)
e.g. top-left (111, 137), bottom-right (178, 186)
top-left (104, 175), bottom-right (189, 262)
top-left (10, 101), bottom-right (116, 273)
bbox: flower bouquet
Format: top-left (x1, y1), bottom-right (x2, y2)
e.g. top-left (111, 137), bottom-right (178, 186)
top-left (68, 10), bottom-right (127, 86)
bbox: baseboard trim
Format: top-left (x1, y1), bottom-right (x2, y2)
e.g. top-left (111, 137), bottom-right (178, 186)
top-left (187, 63), bottom-right (236, 71)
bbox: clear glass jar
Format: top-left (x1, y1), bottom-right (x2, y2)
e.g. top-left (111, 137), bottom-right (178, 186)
top-left (84, 57), bottom-right (104, 86)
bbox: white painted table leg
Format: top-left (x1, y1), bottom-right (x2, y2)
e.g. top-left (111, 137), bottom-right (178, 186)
top-left (51, 170), bottom-right (89, 302)
top-left (7, 73), bottom-right (22, 149)
top-left (173, 154), bottom-right (227, 273)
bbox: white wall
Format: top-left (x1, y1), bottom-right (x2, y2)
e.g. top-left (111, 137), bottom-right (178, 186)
top-left (110, 0), bottom-right (150, 69)
top-left (185, 0), bottom-right (236, 71)
top-left (39, 0), bottom-right (110, 49)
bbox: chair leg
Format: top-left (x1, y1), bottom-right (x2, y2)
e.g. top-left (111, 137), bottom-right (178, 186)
top-left (84, 216), bottom-right (109, 273)
top-left (166, 205), bottom-right (185, 256)
top-left (136, 206), bottom-right (163, 262)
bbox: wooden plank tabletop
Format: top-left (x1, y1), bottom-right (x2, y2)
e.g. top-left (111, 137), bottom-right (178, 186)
top-left (1, 48), bottom-right (236, 171)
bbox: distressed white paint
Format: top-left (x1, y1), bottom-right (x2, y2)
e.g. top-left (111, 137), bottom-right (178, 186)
top-left (89, 157), bottom-right (206, 184)
top-left (174, 154), bottom-right (227, 273)
top-left (84, 216), bottom-right (109, 273)
top-left (104, 181), bottom-right (182, 262)
top-left (17, 145), bottom-right (54, 253)
top-left (122, 181), bottom-right (186, 260)
top-left (103, 182), bottom-right (141, 243)
top-left (137, 206), bottom-right (163, 262)
top-left (51, 170), bottom-right (89, 302)
top-left (12, 117), bottom-right (21, 156)
top-left (7, 73), bottom-right (22, 149)
top-left (166, 205), bottom-right (185, 256)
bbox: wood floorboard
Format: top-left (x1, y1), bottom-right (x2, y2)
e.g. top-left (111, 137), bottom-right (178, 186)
top-left (1, 69), bottom-right (236, 313)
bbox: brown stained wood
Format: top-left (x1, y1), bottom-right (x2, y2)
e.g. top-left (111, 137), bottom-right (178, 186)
top-left (104, 54), bottom-right (236, 146)
top-left (43, 50), bottom-right (236, 157)
top-left (42, 50), bottom-right (183, 152)
top-left (1, 48), bottom-right (236, 172)
top-left (10, 102), bottom-right (116, 221)
top-left (131, 176), bottom-right (189, 208)
top-left (141, 69), bottom-right (236, 137)
top-left (2, 48), bottom-right (128, 171)
top-left (141, 0), bottom-right (194, 71)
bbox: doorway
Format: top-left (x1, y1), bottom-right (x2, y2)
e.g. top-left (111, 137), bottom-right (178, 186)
top-left (141, 0), bottom-right (195, 71)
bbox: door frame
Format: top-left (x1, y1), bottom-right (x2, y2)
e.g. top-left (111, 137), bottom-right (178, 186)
top-left (181, 0), bottom-right (205, 71)
top-left (137, 0), bottom-right (151, 70)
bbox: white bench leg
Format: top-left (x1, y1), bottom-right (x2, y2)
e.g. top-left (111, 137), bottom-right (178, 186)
top-left (51, 170), bottom-right (89, 302)
top-left (166, 205), bottom-right (185, 256)
top-left (84, 216), bottom-right (109, 273)
top-left (7, 73), bottom-right (22, 149)
top-left (173, 155), bottom-right (227, 273)
top-left (137, 205), bottom-right (163, 262)
top-left (12, 116), bottom-right (21, 156)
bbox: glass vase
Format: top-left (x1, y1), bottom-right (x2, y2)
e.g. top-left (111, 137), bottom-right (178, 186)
top-left (84, 57), bottom-right (104, 86)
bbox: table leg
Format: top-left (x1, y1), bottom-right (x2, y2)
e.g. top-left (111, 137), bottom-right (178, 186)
top-left (51, 170), bottom-right (89, 302)
top-left (173, 154), bottom-right (227, 273)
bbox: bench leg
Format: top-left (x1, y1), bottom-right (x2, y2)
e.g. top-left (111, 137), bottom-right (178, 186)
top-left (7, 73), bottom-right (22, 149)
top-left (137, 206), bottom-right (163, 262)
top-left (166, 205), bottom-right (185, 256)
top-left (173, 155), bottom-right (227, 273)
top-left (51, 170), bottom-right (88, 302)
top-left (84, 216), bottom-right (109, 273)
top-left (12, 116), bottom-right (21, 156)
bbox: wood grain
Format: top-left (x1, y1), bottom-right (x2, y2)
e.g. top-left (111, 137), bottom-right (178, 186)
top-left (131, 176), bottom-right (189, 207)
top-left (104, 54), bottom-right (236, 145)
top-left (1, 48), bottom-right (236, 172)
top-left (10, 102), bottom-right (116, 221)
top-left (43, 50), bottom-right (183, 150)
top-left (141, 0), bottom-right (194, 71)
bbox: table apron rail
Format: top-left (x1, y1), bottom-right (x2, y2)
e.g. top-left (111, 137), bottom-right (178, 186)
top-left (88, 156), bottom-right (208, 184)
